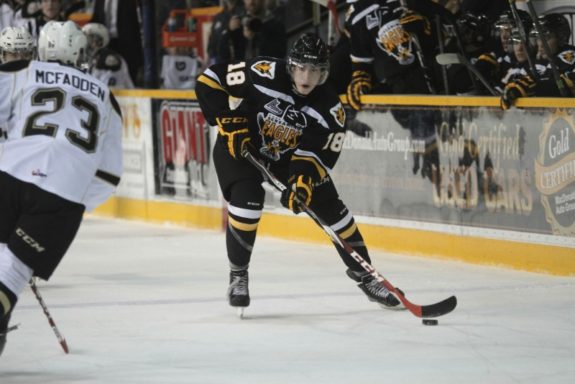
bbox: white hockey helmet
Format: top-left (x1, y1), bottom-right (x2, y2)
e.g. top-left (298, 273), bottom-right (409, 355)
top-left (82, 22), bottom-right (110, 48)
top-left (0, 26), bottom-right (36, 63)
top-left (38, 21), bottom-right (87, 67)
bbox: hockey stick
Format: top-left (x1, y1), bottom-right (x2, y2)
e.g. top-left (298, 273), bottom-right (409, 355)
top-left (435, 53), bottom-right (500, 95)
top-left (29, 279), bottom-right (70, 354)
top-left (524, 0), bottom-right (568, 96)
top-left (242, 149), bottom-right (457, 318)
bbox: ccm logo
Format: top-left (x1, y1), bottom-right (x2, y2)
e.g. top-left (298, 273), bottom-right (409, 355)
top-left (220, 117), bottom-right (248, 124)
top-left (16, 228), bottom-right (45, 253)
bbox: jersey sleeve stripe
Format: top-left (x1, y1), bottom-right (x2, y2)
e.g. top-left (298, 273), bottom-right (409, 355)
top-left (197, 74), bottom-right (226, 93)
top-left (350, 55), bottom-right (374, 64)
top-left (95, 170), bottom-right (121, 186)
top-left (351, 3), bottom-right (379, 25)
top-left (301, 106), bottom-right (329, 129)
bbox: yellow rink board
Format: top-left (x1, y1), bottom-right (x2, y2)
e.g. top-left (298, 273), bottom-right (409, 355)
top-left (93, 197), bottom-right (575, 276)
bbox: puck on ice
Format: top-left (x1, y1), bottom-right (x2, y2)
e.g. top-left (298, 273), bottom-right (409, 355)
top-left (422, 319), bottom-right (438, 326)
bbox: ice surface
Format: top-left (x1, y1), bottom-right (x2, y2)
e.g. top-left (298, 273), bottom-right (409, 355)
top-left (1, 217), bottom-right (574, 383)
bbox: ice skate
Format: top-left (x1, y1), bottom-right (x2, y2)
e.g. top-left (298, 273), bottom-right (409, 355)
top-left (228, 270), bottom-right (250, 316)
top-left (346, 269), bottom-right (401, 308)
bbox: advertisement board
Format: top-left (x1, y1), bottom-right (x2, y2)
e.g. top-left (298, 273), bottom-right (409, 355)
top-left (334, 105), bottom-right (574, 238)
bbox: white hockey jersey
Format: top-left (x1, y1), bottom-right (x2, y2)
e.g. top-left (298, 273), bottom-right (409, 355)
top-left (90, 50), bottom-right (135, 89)
top-left (160, 54), bottom-right (201, 89)
top-left (0, 60), bottom-right (123, 211)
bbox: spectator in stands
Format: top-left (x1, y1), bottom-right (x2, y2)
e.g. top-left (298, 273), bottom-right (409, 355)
top-left (82, 22), bottom-right (134, 89)
top-left (240, 0), bottom-right (286, 60)
top-left (19, 0), bottom-right (65, 37)
top-left (91, 0), bottom-right (143, 86)
top-left (206, 0), bottom-right (244, 64)
top-left (160, 45), bottom-right (203, 89)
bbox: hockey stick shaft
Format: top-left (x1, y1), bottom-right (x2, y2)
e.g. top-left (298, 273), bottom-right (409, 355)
top-left (435, 53), bottom-right (500, 95)
top-left (524, 0), bottom-right (568, 96)
top-left (29, 279), bottom-right (69, 354)
top-left (242, 149), bottom-right (456, 318)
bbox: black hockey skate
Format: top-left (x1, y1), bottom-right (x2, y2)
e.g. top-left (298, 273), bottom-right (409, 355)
top-left (346, 269), bottom-right (401, 308)
top-left (228, 270), bottom-right (250, 307)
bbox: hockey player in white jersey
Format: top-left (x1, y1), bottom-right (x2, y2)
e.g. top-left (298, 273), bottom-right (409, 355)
top-left (0, 20), bottom-right (123, 355)
top-left (82, 22), bottom-right (134, 89)
top-left (0, 26), bottom-right (36, 64)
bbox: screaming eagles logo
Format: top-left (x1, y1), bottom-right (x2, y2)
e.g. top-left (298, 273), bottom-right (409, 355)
top-left (534, 109), bottom-right (575, 235)
top-left (330, 102), bottom-right (345, 128)
top-left (251, 60), bottom-right (276, 79)
top-left (376, 19), bottom-right (414, 65)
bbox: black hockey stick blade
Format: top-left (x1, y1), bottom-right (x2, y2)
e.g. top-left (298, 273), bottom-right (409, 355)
top-left (242, 149), bottom-right (458, 319)
top-left (417, 295), bottom-right (457, 318)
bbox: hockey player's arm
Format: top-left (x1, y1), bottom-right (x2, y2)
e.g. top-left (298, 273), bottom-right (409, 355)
top-left (346, 6), bottom-right (375, 111)
top-left (195, 61), bottom-right (251, 125)
top-left (81, 96), bottom-right (123, 212)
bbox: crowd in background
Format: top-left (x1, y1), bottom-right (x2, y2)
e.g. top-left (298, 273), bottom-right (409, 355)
top-left (1, 0), bottom-right (573, 106)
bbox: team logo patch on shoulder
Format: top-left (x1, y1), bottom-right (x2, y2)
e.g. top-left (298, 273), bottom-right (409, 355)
top-left (330, 102), bottom-right (346, 128)
top-left (251, 60), bottom-right (276, 79)
top-left (559, 50), bottom-right (575, 65)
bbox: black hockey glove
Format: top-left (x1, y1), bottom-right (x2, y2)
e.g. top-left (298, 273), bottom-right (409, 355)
top-left (475, 54), bottom-right (499, 80)
top-left (215, 113), bottom-right (251, 159)
top-left (500, 75), bottom-right (536, 110)
top-left (346, 70), bottom-right (372, 111)
top-left (280, 175), bottom-right (313, 215)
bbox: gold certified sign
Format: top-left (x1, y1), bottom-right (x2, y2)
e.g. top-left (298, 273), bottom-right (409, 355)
top-left (534, 109), bottom-right (575, 236)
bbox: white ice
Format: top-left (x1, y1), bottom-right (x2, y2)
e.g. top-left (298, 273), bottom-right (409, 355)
top-left (1, 217), bottom-right (574, 383)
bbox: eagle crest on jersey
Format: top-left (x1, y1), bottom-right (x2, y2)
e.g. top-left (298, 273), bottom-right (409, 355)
top-left (330, 103), bottom-right (346, 128)
top-left (251, 60), bottom-right (276, 79)
top-left (376, 19), bottom-right (414, 65)
top-left (257, 99), bottom-right (306, 161)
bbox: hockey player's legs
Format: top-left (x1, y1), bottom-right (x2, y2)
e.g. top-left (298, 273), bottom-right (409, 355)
top-left (213, 144), bottom-right (265, 307)
top-left (310, 178), bottom-right (372, 270)
top-left (7, 182), bottom-right (84, 281)
top-left (311, 179), bottom-right (400, 307)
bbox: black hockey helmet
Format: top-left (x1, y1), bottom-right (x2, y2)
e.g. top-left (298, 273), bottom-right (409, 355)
top-left (287, 32), bottom-right (330, 85)
top-left (531, 13), bottom-right (571, 46)
top-left (495, 9), bottom-right (532, 32)
top-left (457, 13), bottom-right (491, 45)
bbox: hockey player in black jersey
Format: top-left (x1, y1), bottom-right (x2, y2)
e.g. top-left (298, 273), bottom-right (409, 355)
top-left (195, 33), bottom-right (401, 312)
top-left (500, 13), bottom-right (575, 109)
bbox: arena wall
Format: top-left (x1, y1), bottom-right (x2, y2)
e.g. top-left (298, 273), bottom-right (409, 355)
top-left (93, 89), bottom-right (575, 276)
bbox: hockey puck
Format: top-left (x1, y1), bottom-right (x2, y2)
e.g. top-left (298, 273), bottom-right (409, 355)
top-left (422, 319), bottom-right (438, 326)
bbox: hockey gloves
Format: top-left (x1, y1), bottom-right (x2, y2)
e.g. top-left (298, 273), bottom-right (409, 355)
top-left (346, 70), bottom-right (372, 111)
top-left (500, 75), bottom-right (536, 110)
top-left (216, 113), bottom-right (251, 159)
top-left (280, 175), bottom-right (313, 215)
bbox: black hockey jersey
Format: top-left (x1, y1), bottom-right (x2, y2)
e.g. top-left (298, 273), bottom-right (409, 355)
top-left (347, 0), bottom-right (442, 91)
top-left (195, 57), bottom-right (347, 182)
